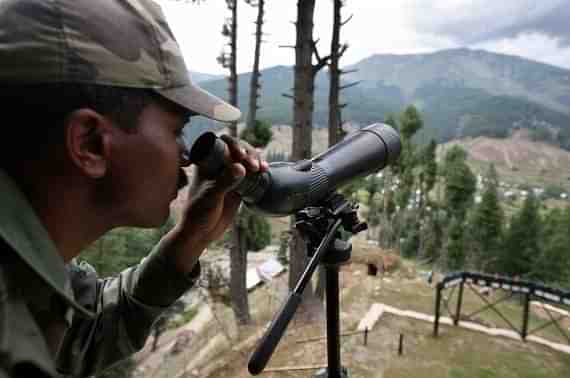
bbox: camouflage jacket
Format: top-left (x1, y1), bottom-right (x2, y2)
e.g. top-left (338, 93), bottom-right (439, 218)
top-left (0, 170), bottom-right (200, 377)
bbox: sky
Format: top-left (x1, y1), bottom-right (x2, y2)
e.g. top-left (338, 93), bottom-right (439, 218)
top-left (158, 0), bottom-right (570, 75)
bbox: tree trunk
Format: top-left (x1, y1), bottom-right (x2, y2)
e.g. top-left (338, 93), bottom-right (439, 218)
top-left (291, 0), bottom-right (315, 163)
top-left (225, 0), bottom-right (251, 325)
top-left (246, 0), bottom-right (264, 130)
top-left (328, 0), bottom-right (343, 147)
top-left (289, 0), bottom-right (316, 294)
top-left (316, 0), bottom-right (345, 301)
top-left (287, 0), bottom-right (332, 320)
top-left (228, 0), bottom-right (238, 137)
top-left (379, 171), bottom-right (393, 249)
top-left (230, 222), bottom-right (251, 324)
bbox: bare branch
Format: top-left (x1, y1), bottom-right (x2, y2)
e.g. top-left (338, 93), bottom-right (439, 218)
top-left (279, 44), bottom-right (296, 49)
top-left (341, 14), bottom-right (353, 26)
top-left (311, 39), bottom-right (330, 74)
top-left (313, 55), bottom-right (331, 75)
top-left (338, 43), bottom-right (349, 58)
top-left (312, 39), bottom-right (322, 62)
top-left (339, 81), bottom-right (361, 90)
top-left (340, 68), bottom-right (358, 75)
top-left (282, 93), bottom-right (294, 100)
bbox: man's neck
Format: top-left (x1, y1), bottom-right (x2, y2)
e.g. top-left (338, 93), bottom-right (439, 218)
top-left (14, 168), bottom-right (111, 263)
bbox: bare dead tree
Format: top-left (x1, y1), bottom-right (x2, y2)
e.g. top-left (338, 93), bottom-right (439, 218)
top-left (315, 0), bottom-right (352, 300)
top-left (218, 0), bottom-right (251, 325)
top-left (327, 0), bottom-right (351, 147)
top-left (287, 0), bottom-right (330, 305)
top-left (245, 0), bottom-right (265, 130)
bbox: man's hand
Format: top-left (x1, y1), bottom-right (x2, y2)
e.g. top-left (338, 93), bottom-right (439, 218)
top-left (168, 135), bottom-right (269, 273)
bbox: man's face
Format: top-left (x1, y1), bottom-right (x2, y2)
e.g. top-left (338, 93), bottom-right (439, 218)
top-left (103, 101), bottom-right (188, 228)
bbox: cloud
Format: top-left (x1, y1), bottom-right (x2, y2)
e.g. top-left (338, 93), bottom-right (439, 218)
top-left (411, 0), bottom-right (570, 46)
top-left (159, 0), bottom-right (570, 74)
top-left (475, 32), bottom-right (570, 69)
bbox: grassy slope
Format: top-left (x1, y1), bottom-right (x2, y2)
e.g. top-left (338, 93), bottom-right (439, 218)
top-left (206, 255), bottom-right (570, 378)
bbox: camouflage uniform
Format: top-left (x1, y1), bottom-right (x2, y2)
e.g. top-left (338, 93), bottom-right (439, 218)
top-left (0, 169), bottom-right (201, 377)
top-left (0, 0), bottom-right (241, 376)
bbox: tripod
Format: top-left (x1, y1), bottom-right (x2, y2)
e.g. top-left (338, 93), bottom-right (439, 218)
top-left (248, 192), bottom-right (367, 378)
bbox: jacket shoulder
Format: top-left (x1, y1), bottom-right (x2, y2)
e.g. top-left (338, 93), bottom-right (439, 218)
top-left (0, 244), bottom-right (59, 377)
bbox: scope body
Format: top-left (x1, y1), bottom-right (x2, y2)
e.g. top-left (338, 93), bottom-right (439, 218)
top-left (189, 123), bottom-right (401, 216)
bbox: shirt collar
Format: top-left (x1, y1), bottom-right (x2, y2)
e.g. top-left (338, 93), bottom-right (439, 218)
top-left (0, 169), bottom-right (94, 318)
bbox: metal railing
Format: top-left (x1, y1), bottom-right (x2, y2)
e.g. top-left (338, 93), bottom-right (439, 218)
top-left (433, 271), bottom-right (570, 344)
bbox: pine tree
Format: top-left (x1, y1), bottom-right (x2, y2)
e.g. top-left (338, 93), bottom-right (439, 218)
top-left (500, 193), bottom-right (541, 277)
top-left (445, 216), bottom-right (466, 270)
top-left (440, 146), bottom-right (475, 270)
top-left (416, 139), bottom-right (438, 260)
top-left (469, 164), bottom-right (503, 271)
top-left (533, 207), bottom-right (570, 284)
top-left (399, 105), bottom-right (423, 141)
top-left (421, 139), bottom-right (438, 194)
top-left (443, 146), bottom-right (476, 219)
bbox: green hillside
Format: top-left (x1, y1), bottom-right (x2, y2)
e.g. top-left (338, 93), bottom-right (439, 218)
top-left (197, 48), bottom-right (570, 150)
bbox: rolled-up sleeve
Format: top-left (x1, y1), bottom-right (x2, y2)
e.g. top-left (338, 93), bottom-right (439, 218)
top-left (56, 244), bottom-right (200, 377)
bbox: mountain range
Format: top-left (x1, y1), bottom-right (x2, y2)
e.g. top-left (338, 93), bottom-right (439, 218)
top-left (193, 48), bottom-right (570, 149)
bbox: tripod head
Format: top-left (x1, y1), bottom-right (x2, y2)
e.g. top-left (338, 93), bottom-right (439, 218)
top-left (248, 192), bottom-right (367, 378)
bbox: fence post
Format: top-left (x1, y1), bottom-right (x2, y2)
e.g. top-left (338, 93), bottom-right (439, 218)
top-left (434, 282), bottom-right (442, 337)
top-left (454, 280), bottom-right (464, 326)
top-left (363, 327), bottom-right (368, 346)
top-left (521, 291), bottom-right (531, 341)
top-left (398, 334), bottom-right (404, 356)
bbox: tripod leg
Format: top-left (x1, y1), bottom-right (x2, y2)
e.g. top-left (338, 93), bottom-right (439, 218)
top-left (326, 265), bottom-right (342, 378)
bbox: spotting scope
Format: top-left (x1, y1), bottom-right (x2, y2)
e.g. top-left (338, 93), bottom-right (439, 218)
top-left (188, 123), bottom-right (401, 216)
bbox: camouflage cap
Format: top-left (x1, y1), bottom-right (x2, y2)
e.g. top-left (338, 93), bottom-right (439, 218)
top-left (0, 0), bottom-right (240, 122)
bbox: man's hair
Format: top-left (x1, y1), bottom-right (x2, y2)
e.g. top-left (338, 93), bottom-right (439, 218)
top-left (0, 83), bottom-right (184, 170)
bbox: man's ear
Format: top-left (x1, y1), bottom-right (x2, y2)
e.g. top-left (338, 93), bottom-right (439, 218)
top-left (65, 109), bottom-right (111, 179)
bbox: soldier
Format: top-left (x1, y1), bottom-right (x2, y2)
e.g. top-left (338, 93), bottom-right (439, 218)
top-left (0, 0), bottom-right (267, 377)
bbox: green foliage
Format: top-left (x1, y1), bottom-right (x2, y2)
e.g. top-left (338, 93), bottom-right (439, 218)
top-left (363, 175), bottom-right (382, 227)
top-left (401, 220), bottom-right (420, 258)
top-left (499, 194), bottom-right (541, 277)
top-left (533, 207), bottom-right (570, 285)
top-left (421, 139), bottom-right (438, 193)
top-left (443, 146), bottom-right (476, 219)
top-left (399, 105), bottom-right (424, 141)
top-left (239, 207), bottom-right (271, 251)
top-left (469, 164), bottom-right (504, 271)
top-left (340, 175), bottom-right (367, 200)
top-left (384, 114), bottom-right (399, 130)
top-left (414, 82), bottom-right (570, 146)
top-left (446, 217), bottom-right (466, 270)
top-left (422, 209), bottom-right (445, 262)
top-left (391, 104), bottom-right (424, 209)
top-left (80, 216), bottom-right (176, 277)
top-left (240, 119), bottom-right (273, 148)
top-left (395, 169), bottom-right (414, 208)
